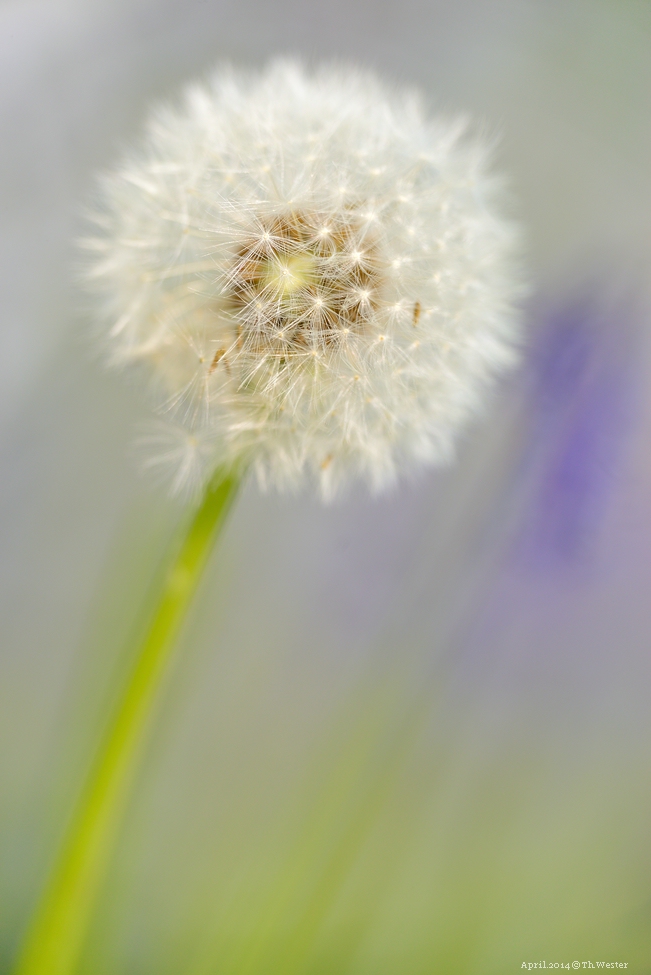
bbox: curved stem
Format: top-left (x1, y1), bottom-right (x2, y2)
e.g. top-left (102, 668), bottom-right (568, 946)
top-left (14, 467), bottom-right (242, 975)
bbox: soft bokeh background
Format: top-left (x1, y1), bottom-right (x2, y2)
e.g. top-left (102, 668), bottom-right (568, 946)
top-left (2, 1), bottom-right (651, 972)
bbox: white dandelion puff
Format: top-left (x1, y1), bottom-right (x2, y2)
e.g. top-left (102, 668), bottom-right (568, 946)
top-left (136, 422), bottom-right (221, 498)
top-left (84, 59), bottom-right (524, 498)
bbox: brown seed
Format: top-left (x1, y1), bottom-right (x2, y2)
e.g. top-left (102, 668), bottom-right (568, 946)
top-left (209, 348), bottom-right (226, 373)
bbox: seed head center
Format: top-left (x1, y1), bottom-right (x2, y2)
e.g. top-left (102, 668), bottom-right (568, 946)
top-left (229, 210), bottom-right (383, 354)
top-left (261, 253), bottom-right (317, 296)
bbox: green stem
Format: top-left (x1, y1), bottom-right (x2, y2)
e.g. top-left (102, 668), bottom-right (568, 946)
top-left (14, 467), bottom-right (242, 975)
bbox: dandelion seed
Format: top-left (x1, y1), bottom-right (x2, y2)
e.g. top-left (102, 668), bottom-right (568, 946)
top-left (85, 59), bottom-right (523, 498)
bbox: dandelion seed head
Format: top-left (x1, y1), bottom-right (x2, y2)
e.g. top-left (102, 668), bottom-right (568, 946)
top-left (85, 59), bottom-right (523, 498)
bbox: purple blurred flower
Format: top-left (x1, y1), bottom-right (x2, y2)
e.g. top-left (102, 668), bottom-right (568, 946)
top-left (514, 283), bottom-right (641, 569)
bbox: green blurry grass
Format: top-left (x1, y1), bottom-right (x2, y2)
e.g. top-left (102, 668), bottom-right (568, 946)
top-left (63, 640), bottom-right (651, 975)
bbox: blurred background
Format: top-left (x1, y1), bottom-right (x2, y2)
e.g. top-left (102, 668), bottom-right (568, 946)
top-left (2, 1), bottom-right (651, 972)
